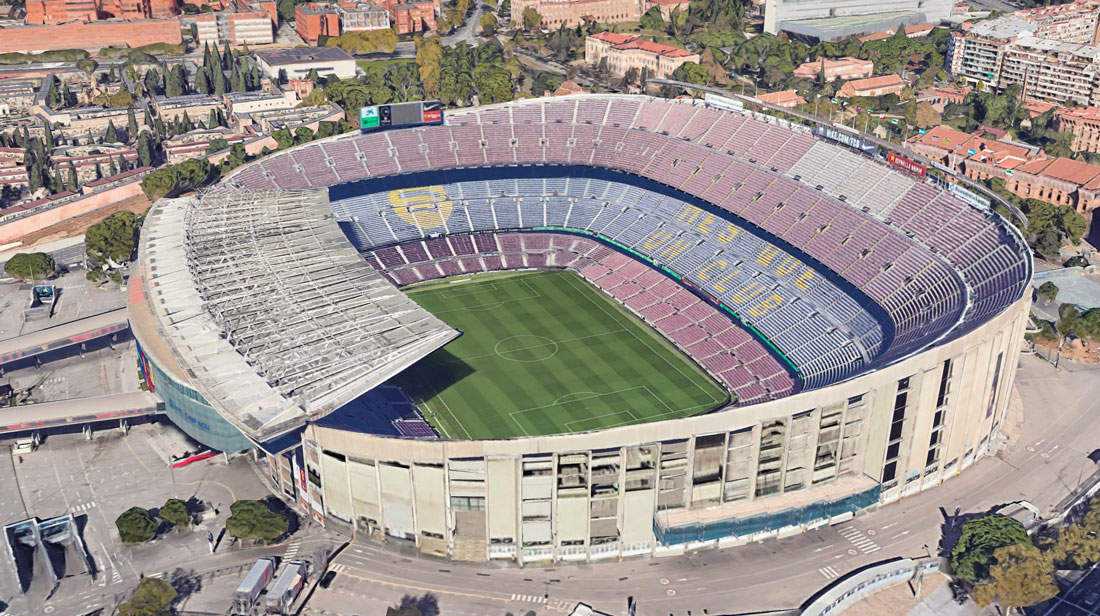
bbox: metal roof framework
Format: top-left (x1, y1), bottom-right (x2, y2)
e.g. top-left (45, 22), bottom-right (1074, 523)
top-left (139, 188), bottom-right (458, 443)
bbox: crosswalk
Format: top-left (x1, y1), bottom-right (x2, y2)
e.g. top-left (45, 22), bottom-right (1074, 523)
top-left (72, 501), bottom-right (97, 512)
top-left (284, 540), bottom-right (301, 560)
top-left (330, 563), bottom-right (348, 573)
top-left (838, 525), bottom-right (880, 554)
top-left (512, 593), bottom-right (547, 604)
top-left (110, 567), bottom-right (122, 585)
top-left (818, 566), bottom-right (841, 579)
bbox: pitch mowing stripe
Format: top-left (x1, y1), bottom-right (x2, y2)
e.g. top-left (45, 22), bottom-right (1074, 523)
top-left (401, 270), bottom-right (727, 439)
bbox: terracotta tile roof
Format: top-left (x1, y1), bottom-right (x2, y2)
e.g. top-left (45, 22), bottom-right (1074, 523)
top-left (757, 89), bottom-right (807, 107)
top-left (1056, 106), bottom-right (1100, 122)
top-left (906, 124), bottom-right (1036, 170)
top-left (847, 74), bottom-right (907, 92)
top-left (1016, 156), bottom-right (1100, 185)
top-left (590, 32), bottom-right (695, 57)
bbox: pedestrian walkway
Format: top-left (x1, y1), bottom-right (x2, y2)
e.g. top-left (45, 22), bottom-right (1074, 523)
top-left (839, 525), bottom-right (880, 554)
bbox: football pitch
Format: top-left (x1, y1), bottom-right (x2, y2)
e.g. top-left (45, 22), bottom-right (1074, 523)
top-left (392, 270), bottom-right (730, 439)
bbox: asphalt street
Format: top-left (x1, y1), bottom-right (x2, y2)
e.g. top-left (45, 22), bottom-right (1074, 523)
top-left (303, 354), bottom-right (1100, 616)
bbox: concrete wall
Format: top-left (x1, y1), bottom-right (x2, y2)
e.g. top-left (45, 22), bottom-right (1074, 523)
top-left (0, 19), bottom-right (182, 54)
top-left (304, 291), bottom-right (1030, 564)
top-left (0, 179), bottom-right (145, 245)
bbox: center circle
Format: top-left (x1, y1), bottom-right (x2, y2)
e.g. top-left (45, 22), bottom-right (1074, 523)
top-left (494, 335), bottom-right (559, 362)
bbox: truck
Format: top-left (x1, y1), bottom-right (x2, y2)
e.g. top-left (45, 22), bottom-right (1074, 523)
top-left (265, 560), bottom-right (308, 615)
top-left (232, 557), bottom-right (275, 615)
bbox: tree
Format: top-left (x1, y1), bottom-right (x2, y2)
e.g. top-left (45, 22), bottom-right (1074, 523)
top-left (115, 507), bottom-right (157, 543)
top-left (522, 6), bottom-right (541, 29)
top-left (415, 36), bottom-right (444, 98)
top-left (66, 162), bottom-right (79, 192)
top-left (1044, 525), bottom-right (1100, 568)
top-left (480, 11), bottom-right (498, 35)
top-left (950, 514), bottom-right (1032, 582)
top-left (640, 6), bottom-right (665, 30)
top-left (104, 120), bottom-right (119, 144)
top-left (1065, 255), bottom-right (1088, 268)
top-left (86, 211), bottom-right (139, 266)
top-left (671, 61), bottom-right (710, 86)
top-left (272, 128), bottom-right (294, 149)
top-left (137, 132), bottom-right (155, 167)
top-left (4, 253), bottom-right (54, 281)
top-left (206, 137), bottom-right (230, 154)
top-left (971, 545), bottom-right (1058, 610)
top-left (46, 76), bottom-right (61, 108)
top-left (127, 106), bottom-right (138, 141)
top-left (159, 498), bottom-right (190, 530)
top-left (225, 500), bottom-right (288, 542)
top-left (295, 126), bottom-right (314, 144)
top-left (276, 0), bottom-right (294, 21)
top-left (914, 101), bottom-right (940, 130)
top-left (195, 67), bottom-right (212, 94)
top-left (1037, 281), bottom-right (1060, 305)
top-left (118, 577), bottom-right (177, 616)
top-left (165, 63), bottom-right (184, 97)
top-left (140, 167), bottom-right (178, 200)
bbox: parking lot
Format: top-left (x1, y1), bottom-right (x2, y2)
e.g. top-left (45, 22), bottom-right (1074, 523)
top-left (0, 423), bottom-right (274, 616)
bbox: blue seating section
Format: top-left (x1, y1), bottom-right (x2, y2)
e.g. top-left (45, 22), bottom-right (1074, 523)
top-left (218, 94), bottom-right (1031, 402)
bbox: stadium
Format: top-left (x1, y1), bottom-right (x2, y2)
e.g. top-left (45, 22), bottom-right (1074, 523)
top-left (128, 93), bottom-right (1032, 563)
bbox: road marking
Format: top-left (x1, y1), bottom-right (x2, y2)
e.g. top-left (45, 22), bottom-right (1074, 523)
top-left (813, 544), bottom-right (834, 553)
top-left (285, 540), bottom-right (301, 559)
top-left (881, 523), bottom-right (898, 530)
top-left (331, 563), bottom-right (348, 573)
top-left (838, 526), bottom-right (880, 554)
top-left (891, 531), bottom-right (911, 539)
top-left (819, 566), bottom-right (840, 579)
top-left (511, 594), bottom-right (548, 603)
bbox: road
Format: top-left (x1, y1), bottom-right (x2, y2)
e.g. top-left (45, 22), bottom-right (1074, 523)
top-left (302, 354), bottom-right (1100, 616)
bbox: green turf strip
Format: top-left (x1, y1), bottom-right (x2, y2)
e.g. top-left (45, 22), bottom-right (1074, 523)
top-left (392, 270), bottom-right (730, 439)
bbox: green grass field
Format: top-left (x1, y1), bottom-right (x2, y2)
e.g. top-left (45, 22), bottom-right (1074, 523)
top-left (391, 270), bottom-right (729, 439)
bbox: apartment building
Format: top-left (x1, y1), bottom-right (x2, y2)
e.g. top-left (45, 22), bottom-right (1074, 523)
top-left (1001, 37), bottom-right (1100, 106)
top-left (585, 32), bottom-right (699, 80)
top-left (1013, 0), bottom-right (1100, 45)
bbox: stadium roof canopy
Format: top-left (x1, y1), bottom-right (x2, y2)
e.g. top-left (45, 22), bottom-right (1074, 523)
top-left (137, 188), bottom-right (459, 443)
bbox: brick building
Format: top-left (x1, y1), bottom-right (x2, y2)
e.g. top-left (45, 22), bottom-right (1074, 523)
top-left (914, 85), bottom-right (969, 111)
top-left (296, 2), bottom-right (340, 44)
top-left (1005, 156), bottom-right (1100, 213)
top-left (836, 74), bottom-right (908, 98)
top-left (26, 0), bottom-right (179, 23)
top-left (511, 0), bottom-right (643, 29)
top-left (904, 125), bottom-right (1039, 180)
top-left (0, 19), bottom-right (182, 53)
top-left (585, 32), bottom-right (699, 80)
top-left (791, 56), bottom-right (873, 82)
top-left (390, 1), bottom-right (435, 34)
top-left (1055, 106), bottom-right (1100, 154)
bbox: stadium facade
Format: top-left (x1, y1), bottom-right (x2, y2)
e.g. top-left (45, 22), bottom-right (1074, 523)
top-left (129, 94), bottom-right (1032, 563)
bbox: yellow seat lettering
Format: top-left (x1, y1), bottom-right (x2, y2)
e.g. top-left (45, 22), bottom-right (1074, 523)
top-left (748, 295), bottom-right (784, 317)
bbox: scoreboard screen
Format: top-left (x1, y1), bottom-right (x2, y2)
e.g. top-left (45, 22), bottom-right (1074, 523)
top-left (359, 100), bottom-right (444, 132)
